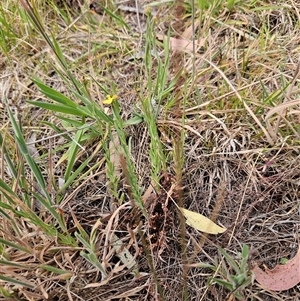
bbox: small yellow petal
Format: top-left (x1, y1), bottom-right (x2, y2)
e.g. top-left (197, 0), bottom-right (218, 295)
top-left (103, 94), bottom-right (117, 105)
top-left (103, 96), bottom-right (113, 105)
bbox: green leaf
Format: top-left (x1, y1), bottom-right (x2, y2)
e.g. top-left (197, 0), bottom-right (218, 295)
top-left (75, 232), bottom-right (90, 249)
top-left (57, 116), bottom-right (85, 127)
top-left (41, 121), bottom-right (72, 142)
top-left (0, 207), bottom-right (13, 220)
top-left (0, 275), bottom-right (34, 289)
top-left (231, 273), bottom-right (248, 286)
top-left (64, 129), bottom-right (84, 180)
top-left (51, 32), bottom-right (68, 68)
top-left (211, 278), bottom-right (234, 291)
top-left (31, 191), bottom-right (65, 233)
top-left (218, 247), bottom-right (241, 275)
top-left (0, 183), bottom-right (60, 235)
top-left (6, 107), bottom-right (51, 199)
top-left (0, 260), bottom-right (28, 269)
top-left (280, 257), bottom-right (289, 264)
top-left (123, 115), bottom-right (143, 127)
top-left (32, 78), bottom-right (77, 107)
top-left (27, 101), bottom-right (90, 117)
top-left (100, 5), bottom-right (129, 30)
top-left (39, 264), bottom-right (69, 275)
top-left (80, 251), bottom-right (107, 276)
top-left (241, 244), bottom-right (249, 259)
top-left (240, 244), bottom-right (249, 272)
top-left (0, 133), bottom-right (17, 179)
top-left (71, 89), bottom-right (113, 124)
top-left (0, 179), bottom-right (17, 205)
top-left (0, 238), bottom-right (30, 254)
top-left (59, 149), bottom-right (103, 193)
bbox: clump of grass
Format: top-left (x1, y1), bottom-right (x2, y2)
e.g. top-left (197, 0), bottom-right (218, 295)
top-left (196, 245), bottom-right (252, 300)
top-left (1, 0), bottom-right (300, 300)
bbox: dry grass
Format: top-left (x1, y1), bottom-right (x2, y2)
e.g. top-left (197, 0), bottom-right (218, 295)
top-left (0, 0), bottom-right (300, 300)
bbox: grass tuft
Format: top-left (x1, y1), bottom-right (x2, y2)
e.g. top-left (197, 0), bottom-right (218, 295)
top-left (0, 0), bottom-right (300, 299)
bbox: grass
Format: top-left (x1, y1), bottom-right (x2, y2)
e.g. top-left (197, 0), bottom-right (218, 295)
top-left (0, 0), bottom-right (300, 300)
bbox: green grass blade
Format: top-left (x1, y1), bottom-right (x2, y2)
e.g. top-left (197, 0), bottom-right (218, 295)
top-left (57, 116), bottom-right (85, 127)
top-left (75, 232), bottom-right (90, 249)
top-left (0, 238), bottom-right (30, 254)
top-left (70, 88), bottom-right (113, 124)
top-left (218, 247), bottom-right (241, 275)
top-left (6, 104), bottom-right (48, 195)
top-left (111, 100), bottom-right (146, 213)
top-left (0, 207), bottom-right (13, 220)
top-left (58, 149), bottom-right (103, 194)
top-left (100, 5), bottom-right (129, 30)
top-left (0, 202), bottom-right (22, 235)
top-left (32, 78), bottom-right (78, 107)
top-left (32, 191), bottom-right (65, 231)
top-left (5, 104), bottom-right (72, 233)
top-left (27, 101), bottom-right (91, 117)
top-left (0, 179), bottom-right (23, 207)
top-left (0, 181), bottom-right (61, 235)
top-left (240, 244), bottom-right (249, 272)
top-left (39, 264), bottom-right (69, 275)
top-left (211, 278), bottom-right (234, 291)
top-left (0, 133), bottom-right (18, 179)
top-left (0, 260), bottom-right (28, 269)
top-left (64, 129), bottom-right (84, 180)
top-left (51, 31), bottom-right (68, 69)
top-left (41, 121), bottom-right (72, 142)
top-left (0, 275), bottom-right (34, 289)
top-left (80, 251), bottom-right (107, 276)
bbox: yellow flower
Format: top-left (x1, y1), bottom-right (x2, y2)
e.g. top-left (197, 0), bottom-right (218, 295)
top-left (103, 94), bottom-right (117, 105)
